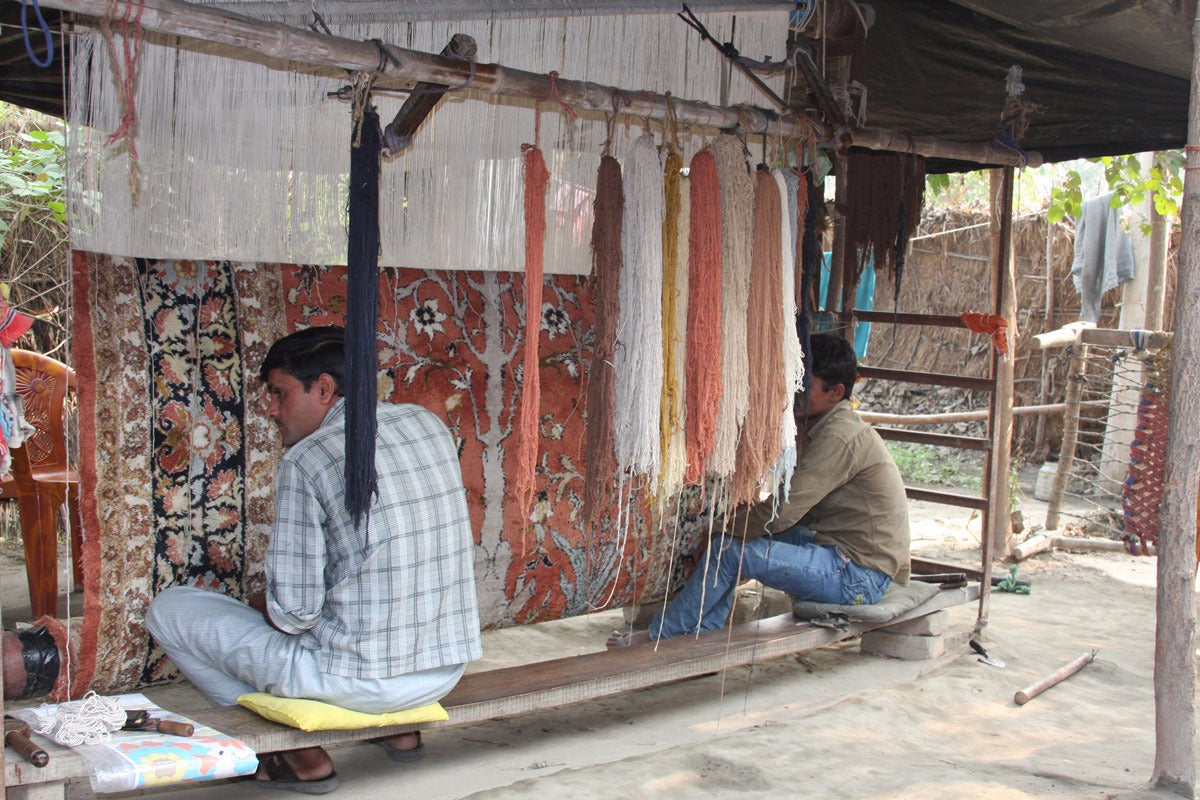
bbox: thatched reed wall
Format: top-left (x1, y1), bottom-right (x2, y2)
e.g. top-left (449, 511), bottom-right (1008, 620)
top-left (855, 208), bottom-right (1177, 464)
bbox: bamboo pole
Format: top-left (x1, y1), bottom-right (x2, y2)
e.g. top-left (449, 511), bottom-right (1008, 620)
top-left (857, 400), bottom-right (1103, 426)
top-left (1146, 151), bottom-right (1170, 332)
top-left (1044, 344), bottom-right (1088, 531)
top-left (1033, 218), bottom-right (1056, 459)
top-left (1151, 6), bottom-right (1200, 793)
top-left (33, 0), bottom-right (1042, 167)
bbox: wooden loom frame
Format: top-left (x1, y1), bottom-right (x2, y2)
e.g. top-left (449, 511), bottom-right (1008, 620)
top-left (1, 2), bottom-right (1046, 796)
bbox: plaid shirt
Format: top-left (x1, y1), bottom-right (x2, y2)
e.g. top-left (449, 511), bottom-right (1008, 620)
top-left (265, 399), bottom-right (482, 678)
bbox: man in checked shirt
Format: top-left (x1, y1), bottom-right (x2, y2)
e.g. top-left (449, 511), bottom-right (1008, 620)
top-left (148, 326), bottom-right (482, 793)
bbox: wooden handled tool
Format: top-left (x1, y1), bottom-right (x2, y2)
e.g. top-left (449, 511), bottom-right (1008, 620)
top-left (4, 717), bottom-right (49, 767)
top-left (1014, 650), bottom-right (1097, 705)
top-left (154, 720), bottom-right (194, 737)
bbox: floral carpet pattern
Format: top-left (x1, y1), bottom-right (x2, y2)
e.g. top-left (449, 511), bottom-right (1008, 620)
top-left (74, 254), bottom-right (707, 693)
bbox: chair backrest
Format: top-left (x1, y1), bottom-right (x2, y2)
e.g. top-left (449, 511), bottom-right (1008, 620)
top-left (9, 349), bottom-right (75, 473)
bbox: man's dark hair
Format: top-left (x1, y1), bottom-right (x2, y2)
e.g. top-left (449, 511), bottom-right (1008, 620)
top-left (808, 332), bottom-right (857, 400)
top-left (260, 326), bottom-right (346, 394)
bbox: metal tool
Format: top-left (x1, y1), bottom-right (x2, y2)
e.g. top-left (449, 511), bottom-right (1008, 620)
top-left (969, 638), bottom-right (1006, 668)
top-left (123, 710), bottom-right (194, 737)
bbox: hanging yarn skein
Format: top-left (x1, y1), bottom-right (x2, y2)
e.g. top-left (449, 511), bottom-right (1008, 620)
top-left (345, 101), bottom-right (382, 527)
top-left (658, 152), bottom-right (691, 506)
top-left (613, 133), bottom-right (665, 488)
top-left (511, 141), bottom-right (551, 527)
top-left (657, 145), bottom-right (687, 503)
top-left (773, 168), bottom-right (804, 490)
top-left (583, 154), bottom-right (623, 534)
top-left (683, 148), bottom-right (723, 486)
top-left (707, 135), bottom-right (755, 483)
top-left (730, 169), bottom-right (786, 506)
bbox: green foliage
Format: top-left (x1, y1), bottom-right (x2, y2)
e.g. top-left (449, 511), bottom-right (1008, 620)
top-left (0, 124), bottom-right (66, 251)
top-left (885, 442), bottom-right (981, 491)
top-left (1046, 151), bottom-right (1182, 232)
top-left (1046, 169), bottom-right (1081, 223)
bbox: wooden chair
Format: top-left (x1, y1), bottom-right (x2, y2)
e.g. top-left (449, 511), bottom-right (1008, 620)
top-left (0, 349), bottom-right (82, 620)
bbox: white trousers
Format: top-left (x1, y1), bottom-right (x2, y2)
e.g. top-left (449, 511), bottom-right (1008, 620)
top-left (147, 587), bottom-right (465, 711)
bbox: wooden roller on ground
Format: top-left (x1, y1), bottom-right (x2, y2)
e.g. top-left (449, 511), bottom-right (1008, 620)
top-left (1014, 650), bottom-right (1097, 705)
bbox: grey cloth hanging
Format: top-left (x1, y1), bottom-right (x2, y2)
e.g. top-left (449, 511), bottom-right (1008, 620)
top-left (1070, 192), bottom-right (1135, 324)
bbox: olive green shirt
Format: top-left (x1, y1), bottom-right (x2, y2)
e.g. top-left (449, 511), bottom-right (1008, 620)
top-left (727, 400), bottom-right (911, 584)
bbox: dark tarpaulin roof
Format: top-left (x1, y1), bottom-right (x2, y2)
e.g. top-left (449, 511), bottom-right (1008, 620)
top-left (0, 0), bottom-right (1194, 167)
top-left (856, 0), bottom-right (1195, 171)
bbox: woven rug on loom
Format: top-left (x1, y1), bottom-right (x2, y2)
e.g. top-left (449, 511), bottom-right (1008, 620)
top-left (74, 253), bottom-right (707, 694)
top-left (72, 252), bottom-right (284, 694)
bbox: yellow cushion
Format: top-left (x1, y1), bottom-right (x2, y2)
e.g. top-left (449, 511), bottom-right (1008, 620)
top-left (236, 693), bottom-right (448, 732)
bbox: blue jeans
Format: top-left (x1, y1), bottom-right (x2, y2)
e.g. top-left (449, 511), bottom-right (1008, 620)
top-left (649, 525), bottom-right (891, 640)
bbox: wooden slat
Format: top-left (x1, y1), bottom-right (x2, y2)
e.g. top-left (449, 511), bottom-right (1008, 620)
top-left (911, 557), bottom-right (987, 582)
top-left (858, 366), bottom-right (993, 392)
top-left (874, 427), bottom-right (990, 451)
top-left (185, 585), bottom-right (979, 756)
top-left (905, 487), bottom-right (989, 511)
top-left (852, 311), bottom-right (968, 328)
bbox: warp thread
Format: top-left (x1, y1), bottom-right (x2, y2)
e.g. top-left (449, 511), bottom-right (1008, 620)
top-left (31, 691), bottom-right (125, 746)
top-left (99, 0), bottom-right (146, 202)
top-left (707, 135), bottom-right (755, 481)
top-left (657, 146), bottom-right (689, 504)
top-left (345, 101), bottom-right (382, 528)
top-left (582, 155), bottom-right (623, 533)
top-left (730, 169), bottom-right (786, 505)
top-left (797, 169), bottom-right (822, 409)
top-left (512, 142), bottom-right (551, 531)
top-left (683, 149), bottom-right (723, 485)
top-left (613, 133), bottom-right (664, 488)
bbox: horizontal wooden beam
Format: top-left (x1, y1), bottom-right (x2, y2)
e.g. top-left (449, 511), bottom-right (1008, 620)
top-left (875, 426), bottom-right (989, 451)
top-left (858, 366), bottom-right (994, 392)
top-left (34, 0), bottom-right (1041, 167)
top-left (1079, 327), bottom-right (1172, 349)
top-left (905, 487), bottom-right (988, 511)
top-left (853, 310), bottom-right (968, 328)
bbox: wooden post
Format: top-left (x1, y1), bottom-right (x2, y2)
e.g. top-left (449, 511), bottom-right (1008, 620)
top-left (1150, 7), bottom-right (1200, 794)
top-left (986, 167), bottom-right (1016, 558)
top-left (827, 150), bottom-right (848, 319)
top-left (1044, 343), bottom-right (1088, 531)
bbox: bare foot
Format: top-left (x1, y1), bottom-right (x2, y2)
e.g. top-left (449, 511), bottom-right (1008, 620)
top-left (606, 629), bottom-right (652, 649)
top-left (379, 732), bottom-right (421, 753)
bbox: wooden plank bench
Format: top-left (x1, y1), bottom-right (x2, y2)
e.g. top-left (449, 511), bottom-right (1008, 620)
top-left (5, 583), bottom-right (978, 798)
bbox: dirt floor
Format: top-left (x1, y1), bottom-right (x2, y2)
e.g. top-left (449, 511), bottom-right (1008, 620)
top-left (0, 473), bottom-right (1193, 799)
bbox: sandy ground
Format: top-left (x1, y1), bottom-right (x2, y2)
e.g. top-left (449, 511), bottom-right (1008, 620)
top-left (2, 486), bottom-right (1193, 799)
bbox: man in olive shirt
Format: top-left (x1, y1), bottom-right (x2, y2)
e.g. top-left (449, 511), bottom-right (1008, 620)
top-left (633, 333), bottom-right (910, 642)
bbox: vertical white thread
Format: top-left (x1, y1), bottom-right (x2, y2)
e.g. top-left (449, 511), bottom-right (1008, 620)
top-left (66, 12), bottom-right (788, 273)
